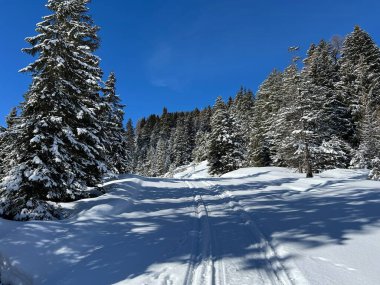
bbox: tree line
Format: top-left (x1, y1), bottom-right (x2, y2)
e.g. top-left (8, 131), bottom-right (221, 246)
top-left (133, 26), bottom-right (380, 181)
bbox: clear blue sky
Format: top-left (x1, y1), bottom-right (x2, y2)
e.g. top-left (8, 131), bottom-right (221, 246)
top-left (1, 0), bottom-right (380, 126)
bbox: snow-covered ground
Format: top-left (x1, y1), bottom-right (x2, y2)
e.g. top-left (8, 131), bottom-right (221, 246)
top-left (1, 163), bottom-right (380, 284)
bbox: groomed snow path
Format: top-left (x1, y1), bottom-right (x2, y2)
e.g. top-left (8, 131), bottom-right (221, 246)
top-left (1, 163), bottom-right (380, 285)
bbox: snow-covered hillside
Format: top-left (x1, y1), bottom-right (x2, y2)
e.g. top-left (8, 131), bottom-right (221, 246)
top-left (1, 163), bottom-right (380, 285)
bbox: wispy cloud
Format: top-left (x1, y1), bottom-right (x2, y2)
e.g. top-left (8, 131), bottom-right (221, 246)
top-left (146, 43), bottom-right (189, 91)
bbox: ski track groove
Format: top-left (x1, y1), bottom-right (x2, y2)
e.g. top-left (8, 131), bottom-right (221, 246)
top-left (183, 180), bottom-right (223, 285)
top-left (203, 180), bottom-right (295, 285)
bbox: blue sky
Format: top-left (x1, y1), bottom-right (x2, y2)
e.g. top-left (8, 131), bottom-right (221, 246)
top-left (1, 0), bottom-right (380, 126)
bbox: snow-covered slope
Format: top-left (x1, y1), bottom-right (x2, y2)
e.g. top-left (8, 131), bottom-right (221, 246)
top-left (1, 164), bottom-right (380, 284)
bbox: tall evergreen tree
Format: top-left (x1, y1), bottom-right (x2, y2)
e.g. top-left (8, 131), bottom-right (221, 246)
top-left (231, 87), bottom-right (254, 166)
top-left (0, 108), bottom-right (19, 180)
top-left (249, 70), bottom-right (283, 166)
top-left (271, 63), bottom-right (302, 168)
top-left (337, 26), bottom-right (380, 149)
top-left (125, 119), bottom-right (136, 173)
top-left (192, 107), bottom-right (212, 163)
top-left (208, 97), bottom-right (244, 175)
top-left (102, 72), bottom-right (129, 174)
top-left (0, 0), bottom-right (109, 220)
top-left (304, 40), bottom-right (352, 171)
top-left (171, 116), bottom-right (193, 169)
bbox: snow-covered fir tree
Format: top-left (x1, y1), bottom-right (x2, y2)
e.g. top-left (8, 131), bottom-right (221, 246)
top-left (0, 108), bottom-right (18, 180)
top-left (304, 40), bottom-right (352, 171)
top-left (337, 26), bottom-right (380, 150)
top-left (230, 87), bottom-right (254, 166)
top-left (192, 107), bottom-right (212, 162)
top-left (208, 97), bottom-right (244, 175)
top-left (135, 115), bottom-right (158, 175)
top-left (0, 0), bottom-right (110, 220)
top-left (125, 119), bottom-right (136, 173)
top-left (153, 109), bottom-right (172, 175)
top-left (101, 72), bottom-right (130, 174)
top-left (249, 70), bottom-right (283, 167)
top-left (171, 116), bottom-right (194, 169)
top-left (271, 63), bottom-right (302, 168)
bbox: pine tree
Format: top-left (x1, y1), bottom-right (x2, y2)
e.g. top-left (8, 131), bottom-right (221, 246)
top-left (249, 70), bottom-right (283, 166)
top-left (154, 108), bottom-right (172, 175)
top-left (125, 119), bottom-right (136, 173)
top-left (271, 63), bottom-right (301, 168)
top-left (337, 26), bottom-right (380, 149)
top-left (231, 87), bottom-right (254, 166)
top-left (192, 107), bottom-right (212, 163)
top-left (102, 72), bottom-right (129, 174)
top-left (171, 116), bottom-right (192, 169)
top-left (192, 131), bottom-right (210, 162)
top-left (0, 127), bottom-right (7, 180)
top-left (135, 115), bottom-right (159, 175)
top-left (208, 97), bottom-right (244, 175)
top-left (306, 40), bottom-right (352, 170)
top-left (0, 0), bottom-right (109, 220)
top-left (145, 121), bottom-right (161, 176)
top-left (0, 108), bottom-right (18, 179)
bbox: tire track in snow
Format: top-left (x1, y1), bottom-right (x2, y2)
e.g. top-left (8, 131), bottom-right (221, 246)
top-left (203, 180), bottom-right (294, 285)
top-left (183, 181), bottom-right (223, 285)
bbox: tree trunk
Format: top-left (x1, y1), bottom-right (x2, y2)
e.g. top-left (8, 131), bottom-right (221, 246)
top-left (304, 142), bottom-right (313, 178)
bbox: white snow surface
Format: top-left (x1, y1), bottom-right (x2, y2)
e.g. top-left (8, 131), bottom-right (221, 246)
top-left (1, 163), bottom-right (380, 284)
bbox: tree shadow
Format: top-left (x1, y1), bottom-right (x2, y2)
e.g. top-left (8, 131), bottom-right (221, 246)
top-left (1, 171), bottom-right (380, 284)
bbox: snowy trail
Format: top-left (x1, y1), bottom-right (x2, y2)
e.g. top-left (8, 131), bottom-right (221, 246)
top-left (1, 164), bottom-right (380, 284)
top-left (184, 180), bottom-right (216, 285)
top-left (202, 180), bottom-right (294, 285)
top-left (184, 179), bottom-right (294, 285)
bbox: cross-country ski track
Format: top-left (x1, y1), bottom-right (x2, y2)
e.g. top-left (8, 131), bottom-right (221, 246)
top-left (1, 162), bottom-right (380, 285)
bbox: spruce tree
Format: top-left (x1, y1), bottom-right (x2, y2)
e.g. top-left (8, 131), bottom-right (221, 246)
top-left (271, 63), bottom-right (301, 168)
top-left (0, 0), bottom-right (108, 220)
top-left (208, 97), bottom-right (244, 175)
top-left (231, 87), bottom-right (254, 166)
top-left (337, 26), bottom-right (380, 150)
top-left (102, 72), bottom-right (129, 174)
top-left (0, 108), bottom-right (18, 180)
top-left (125, 119), bottom-right (136, 173)
top-left (154, 108), bottom-right (172, 175)
top-left (192, 107), bottom-right (212, 163)
top-left (306, 40), bottom-right (352, 170)
top-left (249, 70), bottom-right (283, 166)
top-left (171, 116), bottom-right (192, 169)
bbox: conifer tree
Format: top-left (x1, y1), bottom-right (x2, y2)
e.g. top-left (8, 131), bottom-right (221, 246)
top-left (102, 72), bottom-right (129, 174)
top-left (271, 63), bottom-right (301, 168)
top-left (0, 108), bottom-right (18, 180)
top-left (171, 116), bottom-right (192, 169)
top-left (231, 87), bottom-right (254, 165)
top-left (306, 40), bottom-right (352, 170)
top-left (192, 107), bottom-right (212, 163)
top-left (337, 26), bottom-right (380, 149)
top-left (154, 108), bottom-right (172, 175)
top-left (0, 127), bottom-right (7, 180)
top-left (125, 119), bottom-right (136, 173)
top-left (249, 70), bottom-right (283, 166)
top-left (0, 0), bottom-right (108, 220)
top-left (208, 97), bottom-right (244, 175)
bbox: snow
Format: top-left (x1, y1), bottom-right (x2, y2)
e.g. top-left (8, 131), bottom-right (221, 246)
top-left (1, 163), bottom-right (380, 284)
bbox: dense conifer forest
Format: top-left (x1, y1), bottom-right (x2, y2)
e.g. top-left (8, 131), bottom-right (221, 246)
top-left (1, 0), bottom-right (380, 220)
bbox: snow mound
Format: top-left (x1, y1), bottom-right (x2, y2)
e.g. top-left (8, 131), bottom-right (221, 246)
top-left (318, 168), bottom-right (369, 180)
top-left (166, 161), bottom-right (211, 179)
